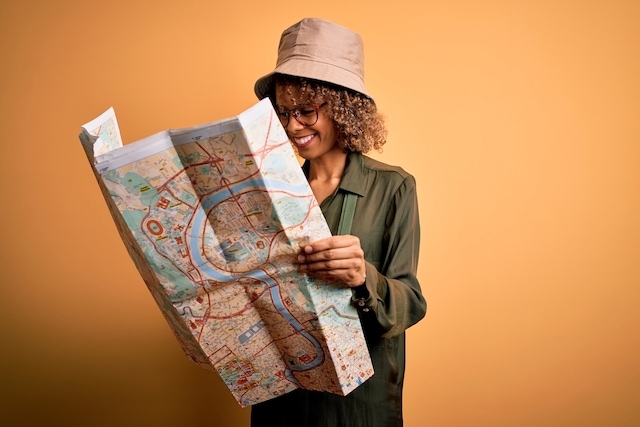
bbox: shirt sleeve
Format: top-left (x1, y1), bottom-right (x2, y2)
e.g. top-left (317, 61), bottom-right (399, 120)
top-left (351, 174), bottom-right (427, 338)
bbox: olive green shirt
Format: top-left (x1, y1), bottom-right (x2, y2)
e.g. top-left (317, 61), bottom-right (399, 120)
top-left (251, 152), bottom-right (427, 427)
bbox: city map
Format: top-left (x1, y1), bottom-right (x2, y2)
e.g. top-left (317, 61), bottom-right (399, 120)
top-left (79, 99), bottom-right (373, 407)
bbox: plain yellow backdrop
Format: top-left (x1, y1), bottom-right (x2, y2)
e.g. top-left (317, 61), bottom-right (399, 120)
top-left (1, 0), bottom-right (639, 426)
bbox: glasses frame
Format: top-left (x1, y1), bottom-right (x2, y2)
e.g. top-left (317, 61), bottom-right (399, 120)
top-left (276, 102), bottom-right (327, 127)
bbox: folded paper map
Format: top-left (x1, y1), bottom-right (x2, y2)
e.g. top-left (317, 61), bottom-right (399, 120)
top-left (79, 99), bottom-right (373, 407)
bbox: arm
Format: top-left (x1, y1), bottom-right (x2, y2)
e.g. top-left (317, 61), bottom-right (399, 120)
top-left (355, 175), bottom-right (426, 338)
top-left (298, 175), bottom-right (427, 338)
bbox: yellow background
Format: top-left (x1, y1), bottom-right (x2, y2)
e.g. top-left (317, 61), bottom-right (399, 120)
top-left (1, 1), bottom-right (639, 426)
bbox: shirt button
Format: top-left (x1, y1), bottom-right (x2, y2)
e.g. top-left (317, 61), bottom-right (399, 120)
top-left (362, 308), bottom-right (370, 312)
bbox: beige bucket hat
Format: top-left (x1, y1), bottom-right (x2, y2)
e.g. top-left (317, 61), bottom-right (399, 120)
top-left (254, 17), bottom-right (373, 102)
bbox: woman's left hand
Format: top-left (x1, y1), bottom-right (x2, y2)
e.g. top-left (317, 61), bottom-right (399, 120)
top-left (297, 235), bottom-right (366, 287)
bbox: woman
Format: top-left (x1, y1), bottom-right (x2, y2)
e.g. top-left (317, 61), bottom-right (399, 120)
top-left (251, 18), bottom-right (427, 427)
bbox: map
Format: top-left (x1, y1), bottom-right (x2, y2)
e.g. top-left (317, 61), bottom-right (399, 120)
top-left (79, 99), bottom-right (374, 407)
top-left (79, 106), bottom-right (123, 157)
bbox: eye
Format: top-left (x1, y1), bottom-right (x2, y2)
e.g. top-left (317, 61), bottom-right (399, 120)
top-left (276, 108), bottom-right (289, 118)
top-left (299, 107), bottom-right (316, 117)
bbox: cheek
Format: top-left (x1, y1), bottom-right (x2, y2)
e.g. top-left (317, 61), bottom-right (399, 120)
top-left (326, 123), bottom-right (340, 144)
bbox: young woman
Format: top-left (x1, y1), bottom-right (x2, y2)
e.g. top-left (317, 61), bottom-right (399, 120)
top-left (251, 18), bottom-right (427, 427)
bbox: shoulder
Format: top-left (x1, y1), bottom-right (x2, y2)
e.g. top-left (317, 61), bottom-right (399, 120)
top-left (361, 155), bottom-right (416, 186)
top-left (343, 152), bottom-right (416, 198)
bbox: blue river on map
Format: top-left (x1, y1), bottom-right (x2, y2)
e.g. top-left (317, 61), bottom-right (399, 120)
top-left (187, 176), bottom-right (324, 372)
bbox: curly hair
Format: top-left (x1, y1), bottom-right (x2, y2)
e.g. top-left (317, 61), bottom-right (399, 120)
top-left (268, 74), bottom-right (387, 154)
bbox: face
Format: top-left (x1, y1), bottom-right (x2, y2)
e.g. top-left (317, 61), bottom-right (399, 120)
top-left (274, 82), bottom-right (341, 161)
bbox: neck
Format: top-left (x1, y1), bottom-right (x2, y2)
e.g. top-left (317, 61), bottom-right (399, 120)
top-left (307, 150), bottom-right (348, 181)
top-left (307, 150), bottom-right (348, 204)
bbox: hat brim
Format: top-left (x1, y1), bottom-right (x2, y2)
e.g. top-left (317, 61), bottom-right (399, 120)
top-left (254, 58), bottom-right (372, 102)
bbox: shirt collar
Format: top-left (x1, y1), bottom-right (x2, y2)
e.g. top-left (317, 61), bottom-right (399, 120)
top-left (338, 152), bottom-right (366, 197)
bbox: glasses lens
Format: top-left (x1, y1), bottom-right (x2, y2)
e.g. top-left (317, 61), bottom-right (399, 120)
top-left (277, 108), bottom-right (290, 127)
top-left (276, 105), bottom-right (320, 127)
top-left (295, 106), bottom-right (319, 126)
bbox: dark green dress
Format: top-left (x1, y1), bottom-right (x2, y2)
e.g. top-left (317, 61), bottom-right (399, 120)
top-left (251, 152), bottom-right (427, 427)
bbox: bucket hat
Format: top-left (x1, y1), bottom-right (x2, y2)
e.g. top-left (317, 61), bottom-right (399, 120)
top-left (254, 17), bottom-right (372, 102)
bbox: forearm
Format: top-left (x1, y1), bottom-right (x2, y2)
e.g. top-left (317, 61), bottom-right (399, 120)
top-left (352, 261), bottom-right (426, 338)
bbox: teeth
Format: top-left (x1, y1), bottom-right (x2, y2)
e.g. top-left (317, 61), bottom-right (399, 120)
top-left (295, 135), bottom-right (314, 145)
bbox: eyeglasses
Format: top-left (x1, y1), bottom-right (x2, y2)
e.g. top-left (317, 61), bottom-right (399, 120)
top-left (275, 103), bottom-right (327, 127)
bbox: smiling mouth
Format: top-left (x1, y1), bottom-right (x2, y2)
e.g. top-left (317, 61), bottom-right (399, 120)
top-left (293, 134), bottom-right (315, 147)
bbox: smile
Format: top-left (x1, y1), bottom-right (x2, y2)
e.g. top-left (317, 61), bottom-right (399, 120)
top-left (293, 134), bottom-right (315, 147)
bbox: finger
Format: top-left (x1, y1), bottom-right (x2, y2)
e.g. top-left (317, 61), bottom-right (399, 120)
top-left (300, 257), bottom-right (350, 272)
top-left (304, 265), bottom-right (365, 287)
top-left (302, 235), bottom-right (358, 254)
top-left (298, 244), bottom-right (364, 264)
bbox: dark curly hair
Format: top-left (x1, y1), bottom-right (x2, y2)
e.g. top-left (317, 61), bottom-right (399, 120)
top-left (268, 74), bottom-right (387, 154)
